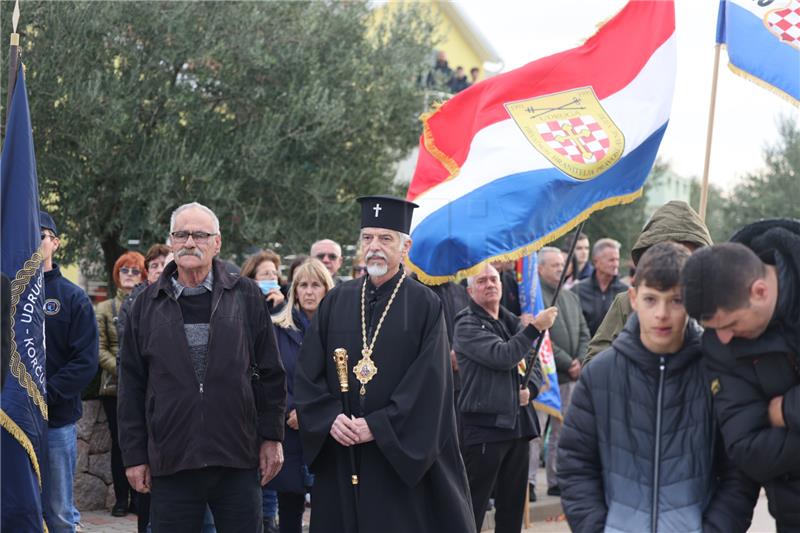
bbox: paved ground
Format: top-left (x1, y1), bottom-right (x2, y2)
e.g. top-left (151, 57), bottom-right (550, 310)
top-left (79, 482), bottom-right (776, 532)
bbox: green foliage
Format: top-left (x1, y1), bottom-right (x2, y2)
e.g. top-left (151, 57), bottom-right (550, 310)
top-left (722, 116), bottom-right (800, 233)
top-left (3, 1), bottom-right (435, 278)
top-left (689, 178), bottom-right (730, 244)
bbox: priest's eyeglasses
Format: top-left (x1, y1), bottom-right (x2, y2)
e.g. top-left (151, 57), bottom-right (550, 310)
top-left (170, 231), bottom-right (217, 244)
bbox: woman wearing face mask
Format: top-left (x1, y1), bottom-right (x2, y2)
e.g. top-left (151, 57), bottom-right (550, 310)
top-left (241, 250), bottom-right (287, 315)
top-left (266, 259), bottom-right (334, 533)
top-left (96, 251), bottom-right (147, 517)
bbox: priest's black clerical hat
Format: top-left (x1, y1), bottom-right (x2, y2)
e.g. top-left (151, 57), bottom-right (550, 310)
top-left (357, 195), bottom-right (419, 234)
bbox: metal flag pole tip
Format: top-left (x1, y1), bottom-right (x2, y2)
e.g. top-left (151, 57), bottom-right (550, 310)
top-left (12, 0), bottom-right (21, 33)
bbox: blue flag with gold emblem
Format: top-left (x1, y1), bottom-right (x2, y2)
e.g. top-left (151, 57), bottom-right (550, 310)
top-left (716, 0), bottom-right (800, 106)
top-left (519, 254), bottom-right (562, 421)
top-left (1, 62), bottom-right (48, 533)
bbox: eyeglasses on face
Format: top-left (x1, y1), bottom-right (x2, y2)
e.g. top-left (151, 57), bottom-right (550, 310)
top-left (170, 231), bottom-right (217, 244)
top-left (316, 253), bottom-right (339, 261)
top-left (353, 266), bottom-right (368, 273)
top-left (40, 233), bottom-right (56, 241)
top-left (119, 267), bottom-right (141, 276)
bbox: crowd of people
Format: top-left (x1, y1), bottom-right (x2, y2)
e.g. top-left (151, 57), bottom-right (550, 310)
top-left (9, 195), bottom-right (799, 533)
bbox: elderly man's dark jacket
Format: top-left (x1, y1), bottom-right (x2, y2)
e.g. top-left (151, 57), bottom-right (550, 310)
top-left (702, 218), bottom-right (800, 527)
top-left (453, 300), bottom-right (541, 431)
top-left (118, 258), bottom-right (286, 477)
top-left (572, 272), bottom-right (628, 337)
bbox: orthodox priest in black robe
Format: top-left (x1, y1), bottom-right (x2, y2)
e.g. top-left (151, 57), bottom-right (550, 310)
top-left (295, 196), bottom-right (475, 533)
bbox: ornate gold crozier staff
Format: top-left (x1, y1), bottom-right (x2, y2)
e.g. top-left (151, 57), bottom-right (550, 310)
top-left (333, 348), bottom-right (360, 522)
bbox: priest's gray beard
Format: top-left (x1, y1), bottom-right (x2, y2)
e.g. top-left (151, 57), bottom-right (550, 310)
top-left (367, 263), bottom-right (388, 277)
top-left (366, 250), bottom-right (389, 277)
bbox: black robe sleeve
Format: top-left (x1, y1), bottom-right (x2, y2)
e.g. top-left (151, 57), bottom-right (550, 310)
top-left (363, 304), bottom-right (453, 487)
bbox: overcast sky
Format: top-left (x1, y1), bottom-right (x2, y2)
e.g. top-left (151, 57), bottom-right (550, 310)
top-left (457, 0), bottom-right (800, 191)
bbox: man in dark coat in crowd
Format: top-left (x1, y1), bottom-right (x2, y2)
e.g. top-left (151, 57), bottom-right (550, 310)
top-left (454, 263), bottom-right (556, 532)
top-left (295, 195), bottom-right (475, 533)
top-left (682, 218), bottom-right (800, 531)
top-left (118, 202), bottom-right (286, 532)
top-left (571, 238), bottom-right (628, 337)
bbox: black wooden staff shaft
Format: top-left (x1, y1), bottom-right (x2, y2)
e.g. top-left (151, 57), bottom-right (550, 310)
top-left (332, 348), bottom-right (360, 527)
top-left (522, 221), bottom-right (586, 385)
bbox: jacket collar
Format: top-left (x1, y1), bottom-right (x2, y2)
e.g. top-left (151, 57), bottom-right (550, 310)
top-left (44, 262), bottom-right (62, 281)
top-left (613, 313), bottom-right (702, 375)
top-left (154, 258), bottom-right (238, 299)
top-left (466, 298), bottom-right (518, 333)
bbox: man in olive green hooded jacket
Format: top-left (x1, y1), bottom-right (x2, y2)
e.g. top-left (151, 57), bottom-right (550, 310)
top-left (583, 201), bottom-right (713, 365)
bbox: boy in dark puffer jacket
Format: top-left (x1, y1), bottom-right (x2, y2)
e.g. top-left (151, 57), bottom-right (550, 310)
top-left (558, 242), bottom-right (758, 533)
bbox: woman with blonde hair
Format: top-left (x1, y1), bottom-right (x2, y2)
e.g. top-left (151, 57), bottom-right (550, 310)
top-left (267, 259), bottom-right (334, 533)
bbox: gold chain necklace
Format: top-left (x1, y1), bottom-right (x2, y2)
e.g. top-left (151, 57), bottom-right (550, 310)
top-left (353, 270), bottom-right (406, 396)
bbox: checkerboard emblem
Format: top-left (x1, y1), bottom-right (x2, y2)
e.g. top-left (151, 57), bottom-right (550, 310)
top-left (765, 0), bottom-right (800, 50)
top-left (505, 86), bottom-right (625, 180)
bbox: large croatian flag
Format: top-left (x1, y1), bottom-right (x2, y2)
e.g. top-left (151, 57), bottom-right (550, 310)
top-left (407, 1), bottom-right (676, 284)
top-left (716, 0), bottom-right (800, 105)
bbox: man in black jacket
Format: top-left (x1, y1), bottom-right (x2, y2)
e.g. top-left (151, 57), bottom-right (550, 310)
top-left (118, 202), bottom-right (286, 532)
top-left (682, 219), bottom-right (800, 531)
top-left (454, 263), bottom-right (556, 533)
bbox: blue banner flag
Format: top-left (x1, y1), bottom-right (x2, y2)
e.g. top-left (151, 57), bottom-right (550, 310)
top-left (1, 62), bottom-right (48, 533)
top-left (519, 254), bottom-right (562, 420)
top-left (716, 0), bottom-right (800, 105)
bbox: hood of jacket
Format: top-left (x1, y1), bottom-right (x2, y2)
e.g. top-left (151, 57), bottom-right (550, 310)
top-left (632, 201), bottom-right (713, 265)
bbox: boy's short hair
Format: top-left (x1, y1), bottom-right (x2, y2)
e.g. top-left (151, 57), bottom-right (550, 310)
top-left (633, 241), bottom-right (690, 290)
top-left (681, 242), bottom-right (765, 321)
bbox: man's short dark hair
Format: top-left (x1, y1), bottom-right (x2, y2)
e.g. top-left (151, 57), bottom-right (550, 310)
top-left (634, 242), bottom-right (690, 291)
top-left (681, 242), bottom-right (766, 321)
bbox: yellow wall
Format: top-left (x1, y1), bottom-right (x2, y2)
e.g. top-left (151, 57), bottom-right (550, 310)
top-left (373, 1), bottom-right (488, 80)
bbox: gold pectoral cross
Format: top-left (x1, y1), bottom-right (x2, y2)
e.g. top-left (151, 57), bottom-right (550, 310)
top-left (554, 122), bottom-right (593, 160)
top-left (353, 348), bottom-right (378, 396)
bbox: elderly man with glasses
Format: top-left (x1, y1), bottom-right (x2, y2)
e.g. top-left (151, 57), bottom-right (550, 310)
top-left (310, 239), bottom-right (344, 285)
top-left (39, 211), bottom-right (99, 533)
top-left (118, 202), bottom-right (286, 532)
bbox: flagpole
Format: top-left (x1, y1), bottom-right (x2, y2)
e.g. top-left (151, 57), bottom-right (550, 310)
top-left (522, 221), bottom-right (585, 385)
top-left (5, 0), bottom-right (21, 133)
top-left (699, 43), bottom-right (722, 222)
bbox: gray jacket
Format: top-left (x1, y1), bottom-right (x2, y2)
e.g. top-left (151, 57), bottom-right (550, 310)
top-left (541, 282), bottom-right (589, 384)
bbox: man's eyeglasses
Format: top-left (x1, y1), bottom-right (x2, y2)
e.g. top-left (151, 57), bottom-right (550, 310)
top-left (40, 233), bottom-right (56, 241)
top-left (316, 253), bottom-right (339, 261)
top-left (170, 231), bottom-right (217, 244)
top-left (119, 267), bottom-right (141, 276)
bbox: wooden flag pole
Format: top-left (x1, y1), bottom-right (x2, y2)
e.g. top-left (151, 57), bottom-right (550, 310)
top-left (4, 0), bottom-right (21, 134)
top-left (699, 43), bottom-right (722, 222)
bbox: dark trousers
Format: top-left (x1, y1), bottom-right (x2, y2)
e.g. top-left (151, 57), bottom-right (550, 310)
top-left (101, 396), bottom-right (132, 507)
top-left (150, 467), bottom-right (261, 533)
top-left (277, 492), bottom-right (305, 533)
top-left (135, 492), bottom-right (150, 533)
top-left (463, 438), bottom-right (530, 533)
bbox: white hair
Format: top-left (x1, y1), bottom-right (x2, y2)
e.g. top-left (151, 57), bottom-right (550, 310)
top-left (592, 238), bottom-right (621, 258)
top-left (466, 262), bottom-right (498, 287)
top-left (169, 202), bottom-right (220, 235)
top-left (538, 246), bottom-right (562, 262)
top-left (310, 239), bottom-right (342, 257)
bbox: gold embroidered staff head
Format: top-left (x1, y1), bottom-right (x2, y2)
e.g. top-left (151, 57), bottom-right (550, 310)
top-left (333, 348), bottom-right (350, 392)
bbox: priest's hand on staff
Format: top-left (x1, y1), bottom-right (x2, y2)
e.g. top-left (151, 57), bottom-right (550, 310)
top-left (331, 413), bottom-right (360, 446)
top-left (331, 414), bottom-right (375, 445)
top-left (351, 417), bottom-right (374, 443)
top-left (533, 306), bottom-right (559, 332)
top-left (259, 440), bottom-right (284, 486)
